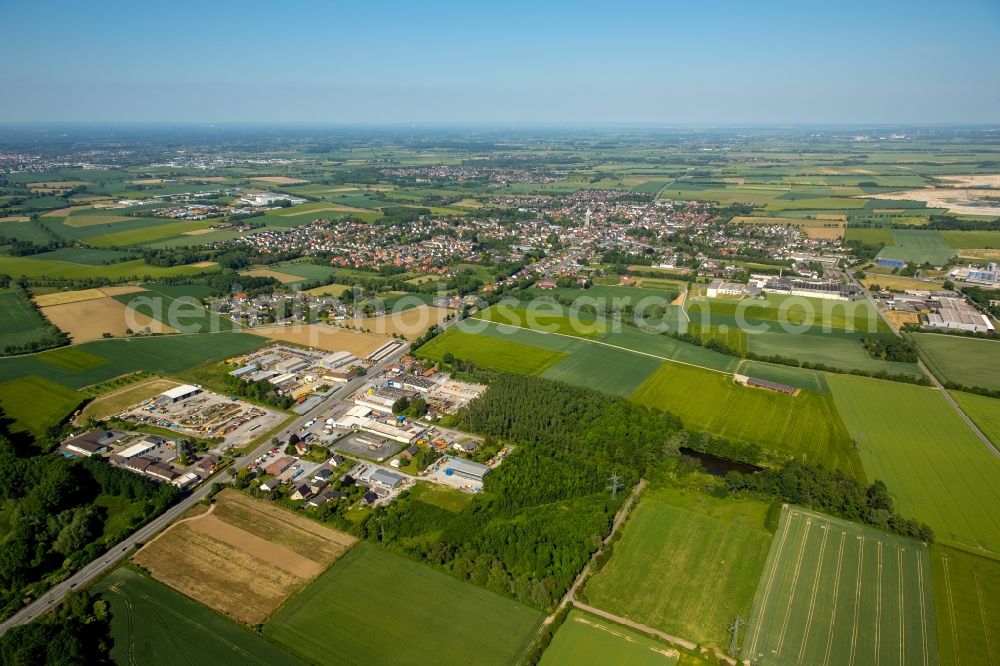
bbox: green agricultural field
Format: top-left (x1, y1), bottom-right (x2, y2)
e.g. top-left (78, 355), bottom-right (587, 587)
top-left (36, 347), bottom-right (107, 372)
top-left (0, 332), bottom-right (265, 391)
top-left (827, 374), bottom-right (1000, 553)
top-left (0, 255), bottom-right (216, 280)
top-left (877, 229), bottom-right (956, 265)
top-left (632, 363), bottom-right (862, 476)
top-left (915, 333), bottom-right (1000, 391)
top-left (0, 375), bottom-right (84, 437)
top-left (742, 506), bottom-right (937, 666)
top-left (84, 219), bottom-right (214, 247)
top-left (540, 610), bottom-right (679, 666)
top-left (29, 247), bottom-right (137, 265)
top-left (939, 230), bottom-right (1000, 249)
top-left (0, 287), bottom-right (54, 350)
top-left (541, 345), bottom-right (663, 396)
top-left (265, 543), bottom-right (544, 666)
top-left (115, 287), bottom-right (238, 333)
top-left (0, 217), bottom-right (53, 243)
top-left (526, 283), bottom-right (680, 303)
top-left (747, 330), bottom-right (922, 377)
top-left (477, 302), bottom-right (607, 338)
top-left (846, 226), bottom-right (895, 246)
top-left (417, 328), bottom-right (568, 375)
top-left (930, 545), bottom-right (1000, 666)
top-left (266, 262), bottom-right (339, 281)
top-left (687, 294), bottom-right (888, 334)
top-left (949, 391), bottom-right (1000, 450)
top-left (95, 568), bottom-right (303, 666)
top-left (584, 488), bottom-right (773, 649)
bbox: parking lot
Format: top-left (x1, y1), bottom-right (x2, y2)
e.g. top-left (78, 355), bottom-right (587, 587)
top-left (333, 432), bottom-right (403, 462)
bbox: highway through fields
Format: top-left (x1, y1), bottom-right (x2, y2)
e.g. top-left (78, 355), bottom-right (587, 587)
top-left (0, 313), bottom-right (465, 635)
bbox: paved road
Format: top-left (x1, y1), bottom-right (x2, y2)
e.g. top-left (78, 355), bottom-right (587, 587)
top-left (0, 332), bottom-right (431, 635)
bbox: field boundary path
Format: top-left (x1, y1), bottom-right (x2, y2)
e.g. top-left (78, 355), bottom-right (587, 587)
top-left (471, 317), bottom-right (731, 375)
top-left (517, 479), bottom-right (713, 664)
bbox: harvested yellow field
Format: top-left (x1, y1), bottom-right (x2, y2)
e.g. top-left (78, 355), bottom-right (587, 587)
top-left (41, 297), bottom-right (176, 342)
top-left (804, 225), bottom-right (844, 239)
top-left (453, 198), bottom-right (485, 209)
top-left (0, 215), bottom-right (30, 222)
top-left (248, 323), bottom-right (391, 355)
top-left (62, 213), bottom-right (131, 227)
top-left (239, 268), bottom-right (302, 283)
top-left (41, 206), bottom-right (89, 218)
top-left (815, 213), bottom-right (847, 221)
top-left (938, 174), bottom-right (1000, 187)
top-left (884, 310), bottom-right (920, 328)
top-left (182, 228), bottom-right (217, 236)
top-left (75, 377), bottom-right (180, 424)
top-left (340, 305), bottom-right (449, 340)
top-left (34, 288), bottom-right (108, 306)
top-left (189, 261), bottom-right (217, 268)
top-left (863, 273), bottom-right (944, 292)
top-left (860, 189), bottom-right (1000, 216)
top-left (98, 285), bottom-right (146, 297)
top-left (133, 490), bottom-right (355, 625)
top-left (958, 249), bottom-right (1000, 261)
top-left (250, 176), bottom-right (308, 185)
top-left (303, 282), bottom-right (355, 296)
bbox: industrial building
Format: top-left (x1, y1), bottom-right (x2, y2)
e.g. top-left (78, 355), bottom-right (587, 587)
top-left (761, 277), bottom-right (862, 301)
top-left (444, 456), bottom-right (491, 482)
top-left (156, 384), bottom-right (202, 404)
top-left (116, 436), bottom-right (168, 460)
top-left (368, 469), bottom-right (403, 489)
top-left (63, 429), bottom-right (119, 457)
top-left (923, 297), bottom-right (995, 333)
top-left (876, 257), bottom-right (907, 269)
top-left (706, 280), bottom-right (750, 298)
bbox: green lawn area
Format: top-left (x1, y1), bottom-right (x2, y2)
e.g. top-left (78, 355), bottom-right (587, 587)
top-left (584, 488), bottom-right (773, 649)
top-left (742, 506), bottom-right (936, 666)
top-left (632, 363), bottom-right (862, 476)
top-left (417, 328), bottom-right (568, 375)
top-left (0, 375), bottom-right (83, 437)
top-left (930, 545), bottom-right (1000, 666)
top-left (94, 568), bottom-right (303, 666)
top-left (0, 287), bottom-right (53, 350)
top-left (542, 345), bottom-right (663, 396)
top-left (264, 543), bottom-right (544, 666)
top-left (409, 481), bottom-right (473, 513)
top-left (949, 391), bottom-right (1000, 450)
top-left (541, 610), bottom-right (679, 666)
top-left (827, 374), bottom-right (1000, 553)
top-left (915, 333), bottom-right (1000, 391)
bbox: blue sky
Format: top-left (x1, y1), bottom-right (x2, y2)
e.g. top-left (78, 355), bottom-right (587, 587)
top-left (2, 0), bottom-right (998, 124)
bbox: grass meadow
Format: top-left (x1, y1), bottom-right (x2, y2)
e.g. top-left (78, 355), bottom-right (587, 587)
top-left (827, 374), bottom-right (1000, 553)
top-left (949, 391), bottom-right (1000, 450)
top-left (584, 488), bottom-right (773, 649)
top-left (742, 506), bottom-right (937, 666)
top-left (265, 543), bottom-right (544, 666)
top-left (915, 333), bottom-right (1000, 391)
top-left (0, 375), bottom-right (83, 437)
top-left (631, 363), bottom-right (862, 476)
